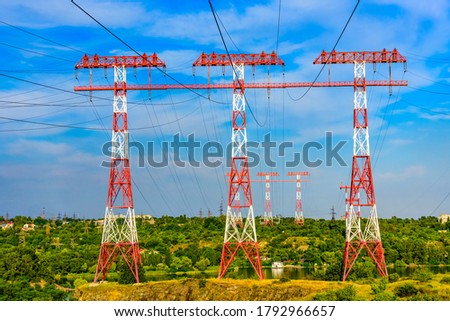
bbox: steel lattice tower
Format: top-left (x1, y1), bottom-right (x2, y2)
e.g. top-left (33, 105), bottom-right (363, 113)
top-left (257, 172), bottom-right (279, 227)
top-left (288, 172), bottom-right (309, 226)
top-left (314, 49), bottom-right (407, 280)
top-left (192, 51), bottom-right (284, 279)
top-left (75, 54), bottom-right (165, 283)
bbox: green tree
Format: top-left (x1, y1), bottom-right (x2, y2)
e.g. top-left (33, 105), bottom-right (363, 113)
top-left (196, 258), bottom-right (210, 271)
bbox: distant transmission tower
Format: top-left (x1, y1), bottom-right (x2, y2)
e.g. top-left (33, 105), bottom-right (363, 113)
top-left (330, 206), bottom-right (336, 221)
top-left (219, 197), bottom-right (224, 216)
top-left (287, 172), bottom-right (309, 226)
top-left (75, 53), bottom-right (166, 283)
top-left (257, 172), bottom-right (279, 227)
top-left (314, 49), bottom-right (407, 280)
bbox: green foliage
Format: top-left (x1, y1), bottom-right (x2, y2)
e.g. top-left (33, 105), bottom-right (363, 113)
top-left (277, 277), bottom-right (291, 283)
top-left (198, 279), bottom-right (207, 288)
top-left (0, 215), bottom-right (448, 300)
top-left (370, 279), bottom-right (388, 294)
top-left (347, 261), bottom-right (376, 280)
top-left (412, 269), bottom-right (433, 282)
top-left (73, 278), bottom-right (88, 288)
top-left (394, 283), bottom-right (418, 297)
top-left (388, 273), bottom-right (400, 282)
top-left (440, 276), bottom-right (450, 284)
top-left (195, 258), bottom-right (210, 272)
top-left (118, 264), bottom-right (146, 285)
top-left (314, 285), bottom-right (357, 301)
top-left (373, 292), bottom-right (397, 301)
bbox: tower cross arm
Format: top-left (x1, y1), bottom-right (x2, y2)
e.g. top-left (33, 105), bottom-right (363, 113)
top-left (75, 53), bottom-right (166, 69)
top-left (192, 51), bottom-right (285, 67)
top-left (313, 48), bottom-right (407, 64)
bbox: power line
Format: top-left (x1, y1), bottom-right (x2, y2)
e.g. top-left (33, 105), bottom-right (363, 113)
top-left (430, 192), bottom-right (450, 216)
top-left (70, 0), bottom-right (226, 106)
top-left (0, 41), bottom-right (76, 63)
top-left (275, 0), bottom-right (282, 54)
top-left (400, 98), bottom-right (450, 116)
top-left (287, 0), bottom-right (360, 102)
top-left (0, 20), bottom-right (85, 54)
top-left (208, 0), bottom-right (269, 127)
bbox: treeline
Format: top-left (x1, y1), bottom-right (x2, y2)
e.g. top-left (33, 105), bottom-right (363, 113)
top-left (0, 215), bottom-right (449, 300)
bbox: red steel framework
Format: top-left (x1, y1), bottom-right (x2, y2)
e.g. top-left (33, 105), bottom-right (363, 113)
top-left (314, 49), bottom-right (407, 281)
top-left (193, 52), bottom-right (285, 280)
top-left (74, 49), bottom-right (408, 282)
top-left (74, 53), bottom-right (165, 283)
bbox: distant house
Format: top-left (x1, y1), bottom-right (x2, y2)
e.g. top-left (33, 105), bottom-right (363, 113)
top-left (136, 214), bottom-right (153, 220)
top-left (0, 221), bottom-right (13, 230)
top-left (22, 223), bottom-right (35, 231)
top-left (271, 261), bottom-right (284, 269)
top-left (340, 215), bottom-right (346, 221)
top-left (94, 219), bottom-right (104, 226)
top-left (438, 214), bottom-right (450, 224)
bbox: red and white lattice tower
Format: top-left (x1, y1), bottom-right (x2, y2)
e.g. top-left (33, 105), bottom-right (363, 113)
top-left (75, 53), bottom-right (165, 283)
top-left (287, 172), bottom-right (309, 226)
top-left (193, 52), bottom-right (284, 279)
top-left (314, 49), bottom-right (407, 280)
top-left (257, 172), bottom-right (279, 227)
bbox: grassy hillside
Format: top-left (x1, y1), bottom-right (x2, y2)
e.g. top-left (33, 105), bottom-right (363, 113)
top-left (74, 274), bottom-right (450, 301)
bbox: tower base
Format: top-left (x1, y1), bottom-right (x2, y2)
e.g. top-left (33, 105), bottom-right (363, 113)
top-left (218, 242), bottom-right (264, 280)
top-left (94, 242), bottom-right (141, 283)
top-left (342, 240), bottom-right (387, 281)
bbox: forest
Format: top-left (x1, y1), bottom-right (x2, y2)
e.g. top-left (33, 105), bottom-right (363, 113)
top-left (0, 214), bottom-right (449, 300)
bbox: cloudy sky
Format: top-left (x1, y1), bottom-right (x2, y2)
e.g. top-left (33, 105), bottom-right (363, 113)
top-left (0, 0), bottom-right (449, 220)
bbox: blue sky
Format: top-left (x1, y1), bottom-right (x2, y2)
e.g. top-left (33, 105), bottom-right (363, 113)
top-left (0, 0), bottom-right (449, 220)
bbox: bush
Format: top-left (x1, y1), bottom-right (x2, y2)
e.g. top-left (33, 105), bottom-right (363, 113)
top-left (278, 277), bottom-right (291, 283)
top-left (440, 276), bottom-right (450, 284)
top-left (373, 292), bottom-right (397, 301)
top-left (73, 278), bottom-right (88, 288)
top-left (394, 260), bottom-right (407, 267)
top-left (118, 264), bottom-right (146, 284)
top-left (388, 273), bottom-right (400, 282)
top-left (394, 283), bottom-right (418, 297)
top-left (199, 279), bottom-right (207, 288)
top-left (347, 261), bottom-right (376, 280)
top-left (370, 279), bottom-right (388, 294)
top-left (412, 269), bottom-right (433, 282)
top-left (314, 285), bottom-right (357, 301)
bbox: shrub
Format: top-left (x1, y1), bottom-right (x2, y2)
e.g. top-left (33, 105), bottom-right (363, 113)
top-left (278, 277), bottom-right (291, 283)
top-left (388, 273), bottom-right (400, 283)
top-left (373, 292), bottom-right (397, 301)
top-left (370, 279), bottom-right (388, 294)
top-left (314, 285), bottom-right (357, 301)
top-left (198, 279), bottom-right (207, 288)
top-left (412, 269), bottom-right (433, 282)
top-left (73, 278), bottom-right (88, 288)
top-left (440, 276), bottom-right (450, 284)
top-left (394, 283), bottom-right (418, 297)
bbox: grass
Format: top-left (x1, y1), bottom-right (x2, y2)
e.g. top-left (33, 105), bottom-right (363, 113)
top-left (74, 273), bottom-right (450, 301)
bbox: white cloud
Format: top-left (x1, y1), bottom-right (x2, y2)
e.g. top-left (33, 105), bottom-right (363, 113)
top-left (379, 164), bottom-right (426, 181)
